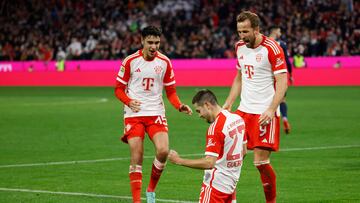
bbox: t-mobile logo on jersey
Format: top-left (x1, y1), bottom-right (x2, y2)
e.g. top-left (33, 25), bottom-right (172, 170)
top-left (142, 78), bottom-right (154, 91)
top-left (244, 65), bottom-right (254, 79)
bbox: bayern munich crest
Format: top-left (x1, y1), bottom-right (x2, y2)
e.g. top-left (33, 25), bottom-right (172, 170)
top-left (154, 66), bottom-right (163, 74)
top-left (256, 53), bottom-right (262, 62)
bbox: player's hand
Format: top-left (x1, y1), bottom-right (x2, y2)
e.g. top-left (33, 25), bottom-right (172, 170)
top-left (289, 76), bottom-right (294, 85)
top-left (179, 104), bottom-right (192, 115)
top-left (128, 99), bottom-right (141, 113)
top-left (259, 109), bottom-right (275, 126)
top-left (222, 102), bottom-right (232, 111)
top-left (168, 149), bottom-right (181, 165)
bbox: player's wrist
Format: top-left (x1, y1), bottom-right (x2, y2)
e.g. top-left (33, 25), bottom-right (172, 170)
top-left (178, 103), bottom-right (184, 111)
top-left (124, 98), bottom-right (132, 106)
top-left (175, 158), bottom-right (183, 166)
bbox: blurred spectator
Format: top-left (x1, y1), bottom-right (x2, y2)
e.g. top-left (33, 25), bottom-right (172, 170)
top-left (0, 0), bottom-right (359, 61)
top-left (66, 37), bottom-right (82, 60)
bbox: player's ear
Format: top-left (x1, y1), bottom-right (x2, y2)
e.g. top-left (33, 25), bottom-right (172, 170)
top-left (141, 37), bottom-right (144, 46)
top-left (254, 26), bottom-right (260, 35)
top-left (204, 101), bottom-right (211, 110)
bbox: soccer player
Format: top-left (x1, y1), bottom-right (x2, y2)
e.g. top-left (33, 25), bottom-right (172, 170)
top-left (114, 26), bottom-right (192, 203)
top-left (269, 26), bottom-right (293, 134)
top-left (168, 89), bottom-right (247, 203)
top-left (223, 11), bottom-right (288, 203)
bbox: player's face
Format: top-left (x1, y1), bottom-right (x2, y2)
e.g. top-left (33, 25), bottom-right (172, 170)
top-left (274, 28), bottom-right (281, 38)
top-left (194, 103), bottom-right (214, 124)
top-left (237, 19), bottom-right (259, 48)
top-left (142, 35), bottom-right (160, 60)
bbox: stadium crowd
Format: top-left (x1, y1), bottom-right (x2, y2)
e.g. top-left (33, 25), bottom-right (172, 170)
top-left (0, 0), bottom-right (359, 61)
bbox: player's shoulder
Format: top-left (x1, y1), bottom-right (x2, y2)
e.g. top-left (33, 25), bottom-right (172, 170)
top-left (262, 36), bottom-right (282, 55)
top-left (122, 50), bottom-right (142, 65)
top-left (156, 51), bottom-right (171, 63)
top-left (235, 40), bottom-right (246, 50)
top-left (208, 113), bottom-right (227, 135)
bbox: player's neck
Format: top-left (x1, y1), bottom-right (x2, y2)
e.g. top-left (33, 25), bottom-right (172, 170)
top-left (213, 105), bottom-right (222, 118)
top-left (254, 34), bottom-right (263, 47)
top-left (141, 49), bottom-right (156, 61)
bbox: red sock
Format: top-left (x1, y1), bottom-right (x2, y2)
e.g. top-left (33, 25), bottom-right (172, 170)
top-left (256, 163), bottom-right (276, 203)
top-left (147, 158), bottom-right (165, 192)
top-left (129, 165), bottom-right (142, 203)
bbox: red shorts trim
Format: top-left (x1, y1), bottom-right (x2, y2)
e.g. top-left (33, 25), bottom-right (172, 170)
top-left (235, 110), bottom-right (280, 151)
top-left (121, 116), bottom-right (168, 143)
top-left (199, 183), bottom-right (233, 203)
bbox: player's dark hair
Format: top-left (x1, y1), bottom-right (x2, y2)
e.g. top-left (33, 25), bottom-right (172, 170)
top-left (236, 11), bottom-right (260, 28)
top-left (192, 89), bottom-right (218, 106)
top-left (141, 26), bottom-right (162, 38)
top-left (269, 25), bottom-right (281, 32)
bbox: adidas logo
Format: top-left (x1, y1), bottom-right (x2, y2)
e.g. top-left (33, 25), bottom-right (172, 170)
top-left (262, 138), bottom-right (268, 143)
top-left (135, 68), bottom-right (141, 72)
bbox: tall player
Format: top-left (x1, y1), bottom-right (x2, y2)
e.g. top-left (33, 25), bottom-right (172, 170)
top-left (269, 26), bottom-right (292, 134)
top-left (115, 26), bottom-right (192, 203)
top-left (223, 11), bottom-right (288, 203)
top-left (168, 89), bottom-right (247, 203)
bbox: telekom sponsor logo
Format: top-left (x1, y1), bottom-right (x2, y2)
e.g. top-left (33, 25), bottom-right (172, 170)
top-left (0, 64), bottom-right (12, 72)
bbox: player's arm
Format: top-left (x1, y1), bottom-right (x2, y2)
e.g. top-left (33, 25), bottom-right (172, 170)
top-left (242, 143), bottom-right (247, 159)
top-left (114, 81), bottom-right (141, 112)
top-left (165, 85), bottom-right (192, 115)
top-left (281, 42), bottom-right (293, 83)
top-left (114, 81), bottom-right (131, 106)
top-left (163, 59), bottom-right (192, 115)
top-left (168, 150), bottom-right (217, 170)
top-left (259, 72), bottom-right (287, 125)
top-left (259, 44), bottom-right (288, 126)
top-left (114, 61), bottom-right (141, 112)
top-left (223, 70), bottom-right (242, 111)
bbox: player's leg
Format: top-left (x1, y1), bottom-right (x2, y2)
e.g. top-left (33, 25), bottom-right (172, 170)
top-left (147, 131), bottom-right (168, 192)
top-left (122, 117), bottom-right (146, 203)
top-left (280, 96), bottom-right (291, 134)
top-left (145, 116), bottom-right (169, 202)
top-left (254, 148), bottom-right (276, 203)
top-left (253, 115), bottom-right (279, 203)
top-left (243, 113), bottom-right (278, 203)
top-left (128, 137), bottom-right (144, 203)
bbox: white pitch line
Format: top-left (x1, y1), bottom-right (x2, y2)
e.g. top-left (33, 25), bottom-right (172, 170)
top-left (19, 98), bottom-right (108, 106)
top-left (0, 187), bottom-right (197, 203)
top-left (0, 154), bottom-right (203, 169)
top-left (0, 145), bottom-right (359, 169)
top-left (280, 144), bottom-right (360, 152)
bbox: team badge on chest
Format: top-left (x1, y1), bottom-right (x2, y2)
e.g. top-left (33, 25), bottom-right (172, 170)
top-left (256, 53), bottom-right (262, 62)
top-left (154, 66), bottom-right (163, 74)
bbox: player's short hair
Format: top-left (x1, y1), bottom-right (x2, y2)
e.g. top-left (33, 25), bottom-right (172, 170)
top-left (141, 26), bottom-right (162, 38)
top-left (236, 11), bottom-right (260, 28)
top-left (192, 89), bottom-right (218, 106)
top-left (270, 25), bottom-right (281, 32)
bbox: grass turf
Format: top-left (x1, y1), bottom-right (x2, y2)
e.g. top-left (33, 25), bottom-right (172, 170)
top-left (0, 86), bottom-right (359, 202)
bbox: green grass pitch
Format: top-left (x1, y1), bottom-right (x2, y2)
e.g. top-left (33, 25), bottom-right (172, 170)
top-left (0, 86), bottom-right (359, 202)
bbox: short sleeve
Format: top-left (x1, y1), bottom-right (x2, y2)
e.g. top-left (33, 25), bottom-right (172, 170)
top-left (235, 41), bottom-right (243, 70)
top-left (163, 60), bottom-right (176, 86)
top-left (116, 60), bottom-right (131, 85)
top-left (204, 130), bottom-right (224, 157)
top-left (266, 39), bottom-right (287, 75)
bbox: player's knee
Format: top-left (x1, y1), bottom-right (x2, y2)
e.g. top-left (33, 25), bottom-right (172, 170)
top-left (156, 147), bottom-right (169, 159)
top-left (130, 149), bottom-right (144, 164)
